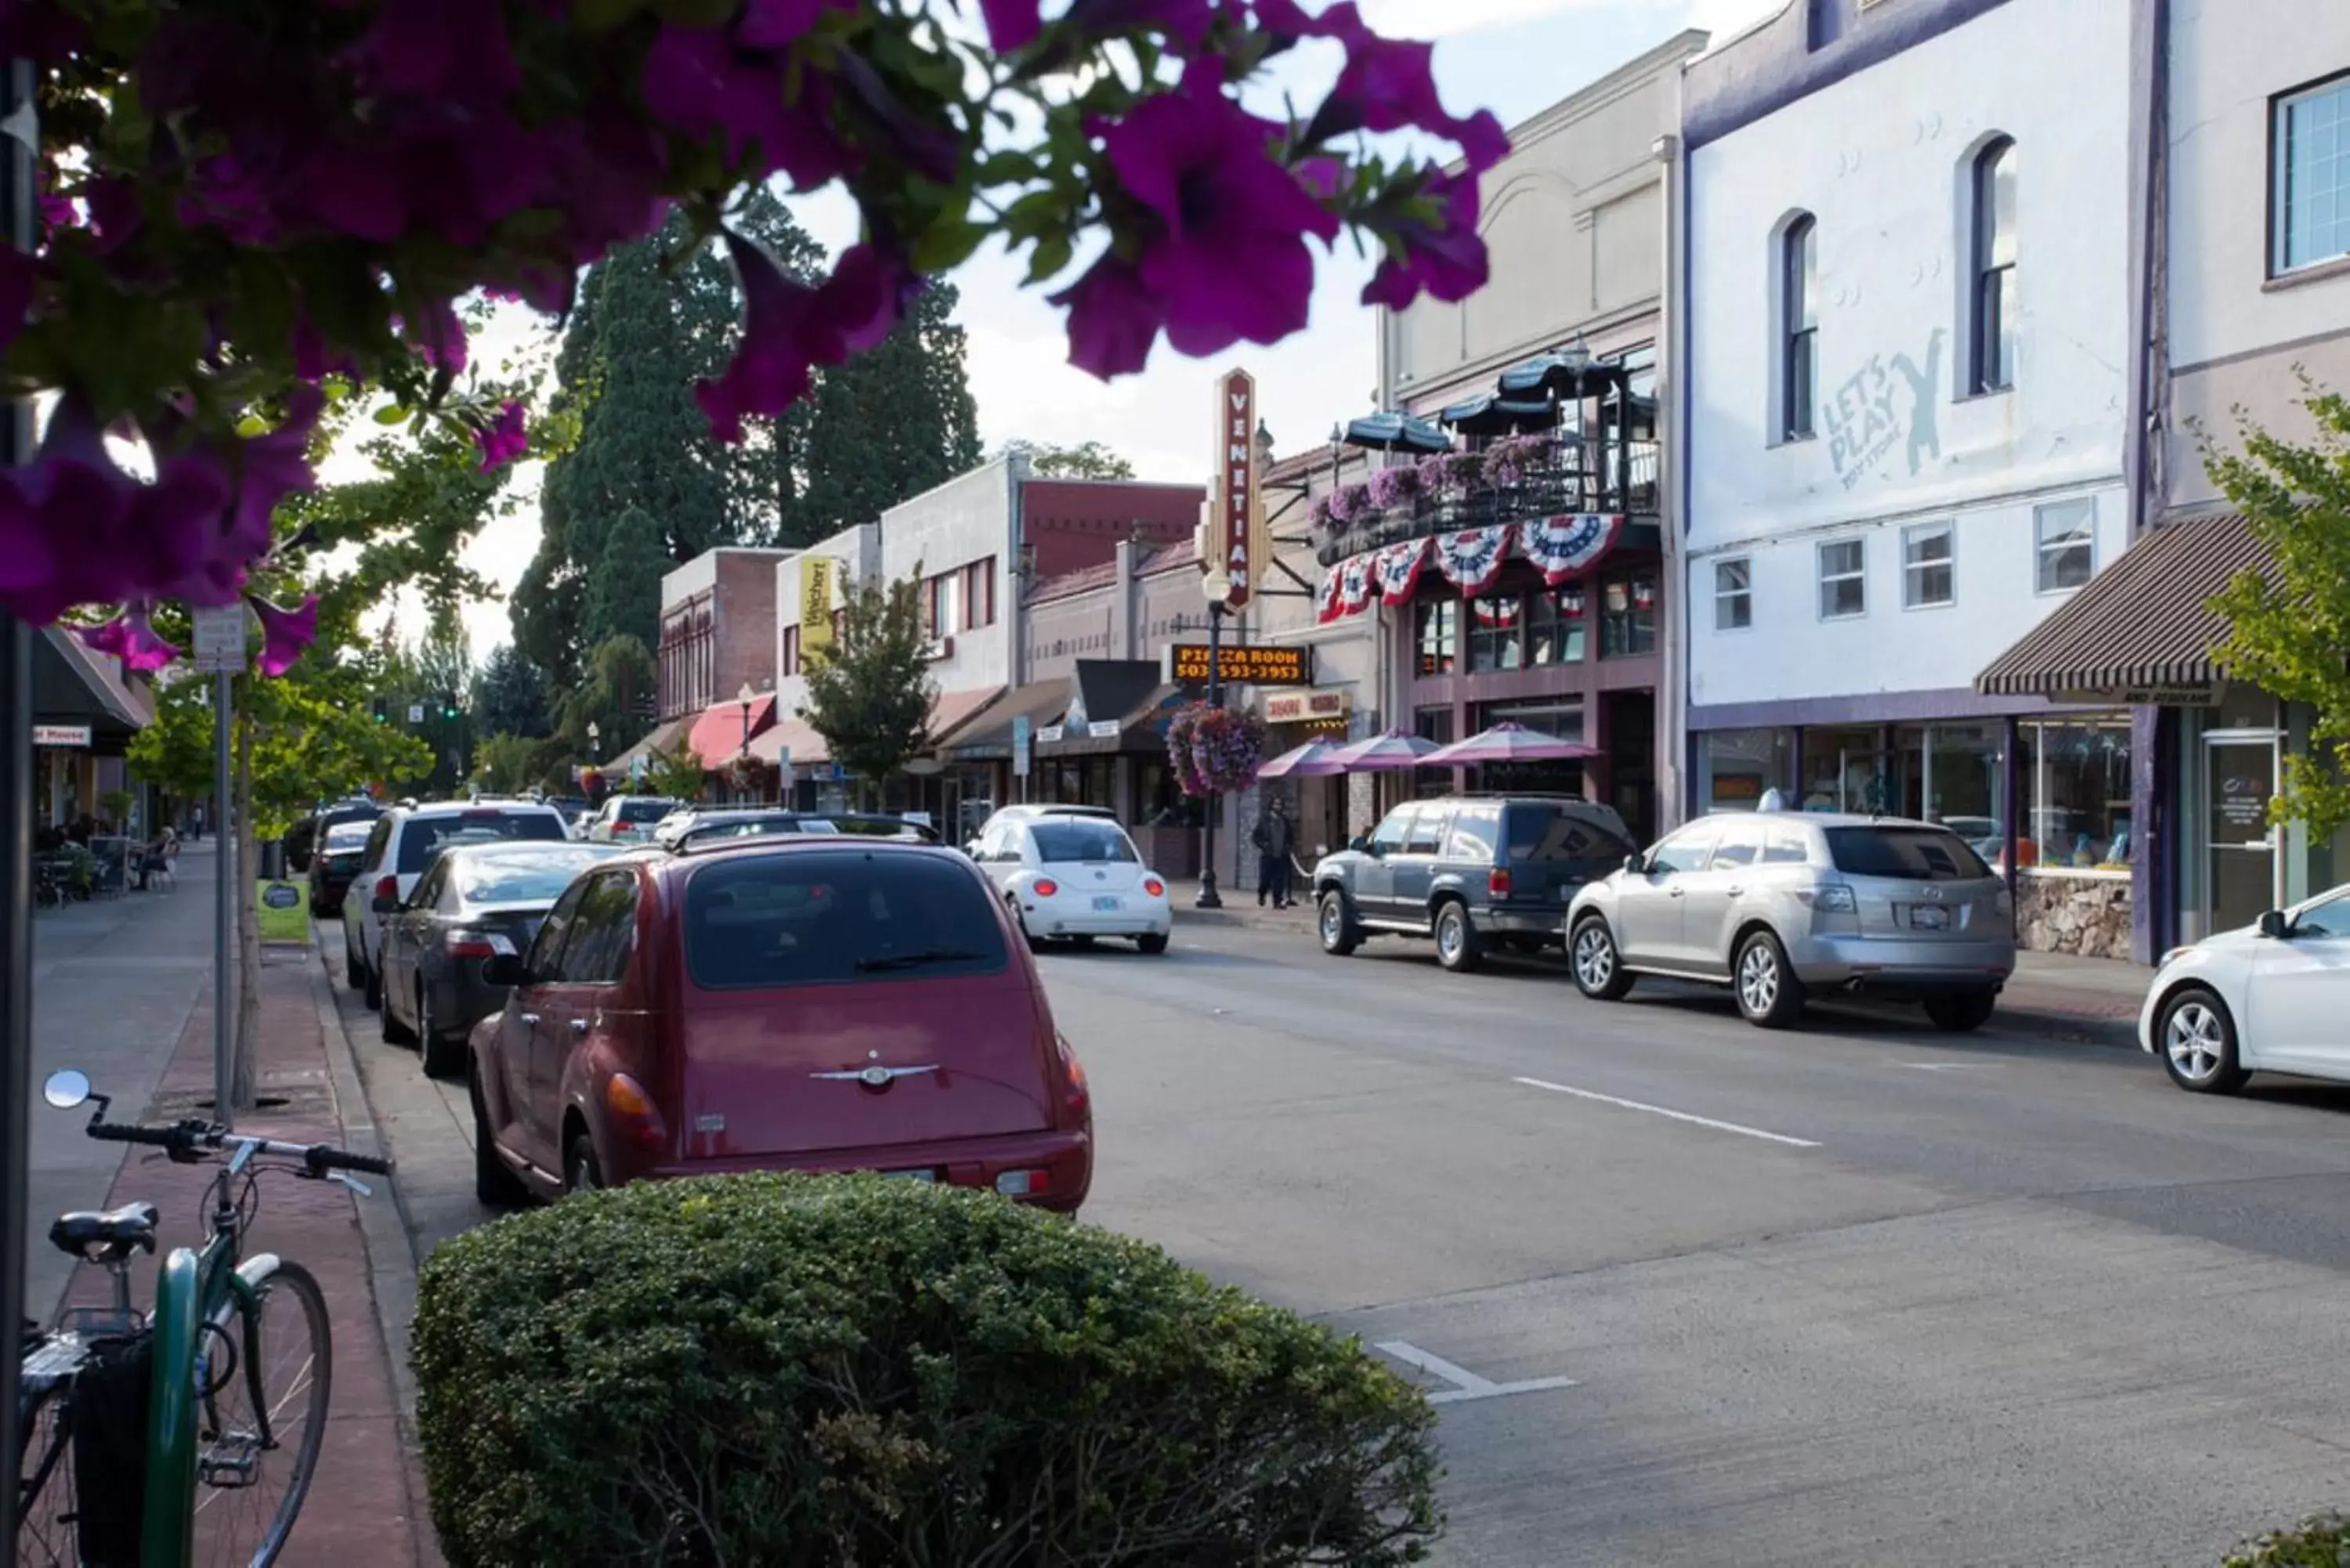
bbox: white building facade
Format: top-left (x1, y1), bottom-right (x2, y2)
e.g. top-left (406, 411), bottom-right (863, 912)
top-left (1679, 0), bottom-right (2138, 954)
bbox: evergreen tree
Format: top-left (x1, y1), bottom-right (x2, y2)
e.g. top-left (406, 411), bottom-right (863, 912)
top-left (473, 643), bottom-right (554, 740)
top-left (800, 285), bottom-right (984, 537)
top-left (585, 505), bottom-right (672, 658)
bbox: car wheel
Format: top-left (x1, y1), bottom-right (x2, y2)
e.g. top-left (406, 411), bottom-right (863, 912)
top-left (1136, 933), bottom-right (1169, 955)
top-left (469, 1068), bottom-right (528, 1209)
top-left (1734, 930), bottom-right (1806, 1029)
top-left (1009, 898), bottom-right (1046, 955)
top-left (1317, 890), bottom-right (1360, 956)
top-left (1922, 989), bottom-right (1998, 1033)
top-left (378, 968), bottom-right (411, 1043)
top-left (2159, 988), bottom-right (2249, 1094)
top-left (1570, 917), bottom-right (1635, 1001)
top-left (343, 934), bottom-right (366, 994)
top-left (1434, 901), bottom-right (1484, 974)
top-left (363, 952), bottom-right (382, 1012)
top-left (565, 1133), bottom-right (604, 1195)
top-left (418, 988), bottom-right (466, 1079)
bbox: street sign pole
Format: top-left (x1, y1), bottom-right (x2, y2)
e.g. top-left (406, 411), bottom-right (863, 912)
top-left (192, 603), bottom-right (247, 1131)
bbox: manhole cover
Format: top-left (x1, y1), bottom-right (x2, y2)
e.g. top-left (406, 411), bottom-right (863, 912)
top-left (143, 1086), bottom-right (335, 1122)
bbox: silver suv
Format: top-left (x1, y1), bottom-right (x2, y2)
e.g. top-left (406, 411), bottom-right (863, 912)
top-left (1564, 812), bottom-right (2016, 1031)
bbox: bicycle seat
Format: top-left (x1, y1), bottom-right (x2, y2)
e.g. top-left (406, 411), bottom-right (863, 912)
top-left (49, 1201), bottom-right (159, 1259)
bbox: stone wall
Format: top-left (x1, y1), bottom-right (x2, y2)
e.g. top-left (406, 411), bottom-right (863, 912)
top-left (2018, 873), bottom-right (2132, 960)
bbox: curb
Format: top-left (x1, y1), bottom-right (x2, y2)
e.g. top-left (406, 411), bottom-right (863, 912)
top-left (306, 939), bottom-right (443, 1568)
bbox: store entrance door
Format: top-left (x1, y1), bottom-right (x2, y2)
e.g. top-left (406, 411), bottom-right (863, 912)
top-left (2205, 735), bottom-right (2280, 934)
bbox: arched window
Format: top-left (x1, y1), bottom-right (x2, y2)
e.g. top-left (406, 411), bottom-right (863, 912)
top-left (1780, 215), bottom-right (1818, 441)
top-left (1970, 138), bottom-right (2017, 393)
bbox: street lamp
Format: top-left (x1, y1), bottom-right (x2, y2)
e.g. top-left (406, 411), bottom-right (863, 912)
top-left (586, 721), bottom-right (600, 765)
top-left (737, 681), bottom-right (757, 803)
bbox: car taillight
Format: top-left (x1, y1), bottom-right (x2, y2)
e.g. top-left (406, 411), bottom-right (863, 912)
top-left (996, 1169), bottom-right (1053, 1197)
top-left (445, 929), bottom-right (516, 959)
top-left (1489, 867), bottom-right (1513, 899)
top-left (1143, 877), bottom-right (1165, 898)
top-left (605, 1073), bottom-right (667, 1151)
top-left (374, 875), bottom-right (397, 904)
top-left (1033, 878), bottom-right (1059, 898)
top-left (612, 822), bottom-right (635, 836)
top-left (1797, 883), bottom-right (1856, 912)
top-left (1058, 1035), bottom-right (1090, 1122)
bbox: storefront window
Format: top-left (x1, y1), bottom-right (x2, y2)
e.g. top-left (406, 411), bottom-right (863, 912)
top-left (1470, 699), bottom-right (1586, 797)
top-left (1600, 572), bottom-right (1657, 658)
top-left (1413, 705), bottom-right (1454, 799)
top-left (1527, 586), bottom-right (1586, 666)
top-left (2018, 717), bottom-right (2132, 870)
top-left (1415, 597), bottom-right (1457, 676)
top-left (1800, 727), bottom-right (1891, 813)
top-left (1467, 593), bottom-right (1524, 672)
top-left (1699, 728), bottom-right (1791, 812)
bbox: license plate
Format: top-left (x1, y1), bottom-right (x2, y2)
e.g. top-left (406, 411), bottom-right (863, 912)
top-left (1909, 905), bottom-right (1950, 930)
top-left (1091, 895), bottom-right (1123, 911)
top-left (883, 1168), bottom-right (935, 1182)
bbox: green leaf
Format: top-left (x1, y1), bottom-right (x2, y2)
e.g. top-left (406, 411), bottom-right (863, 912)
top-left (374, 403), bottom-right (410, 426)
top-left (910, 217), bottom-right (987, 275)
top-left (574, 0), bottom-right (651, 31)
top-left (1024, 232), bottom-right (1073, 286)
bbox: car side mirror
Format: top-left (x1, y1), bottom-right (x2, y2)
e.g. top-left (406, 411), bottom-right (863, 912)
top-left (482, 953), bottom-right (527, 988)
top-left (1347, 835), bottom-right (1368, 853)
top-left (372, 894), bottom-right (400, 915)
top-left (2258, 909), bottom-right (2290, 939)
top-left (1623, 853), bottom-right (1646, 876)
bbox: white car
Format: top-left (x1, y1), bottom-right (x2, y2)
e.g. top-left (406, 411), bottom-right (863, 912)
top-left (2140, 883), bottom-right (2350, 1093)
top-left (971, 812), bottom-right (1171, 953)
top-left (585, 795), bottom-right (680, 844)
top-left (341, 800), bottom-right (571, 1010)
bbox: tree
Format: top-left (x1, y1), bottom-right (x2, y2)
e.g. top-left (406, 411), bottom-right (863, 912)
top-left (797, 284), bottom-right (984, 533)
top-left (800, 569), bottom-right (938, 806)
top-left (1000, 439), bottom-right (1137, 480)
top-left (644, 746), bottom-right (710, 803)
top-left (473, 645), bottom-right (553, 741)
top-left (469, 733), bottom-right (540, 797)
top-left (2207, 382), bottom-right (2350, 840)
top-left (555, 635), bottom-right (660, 761)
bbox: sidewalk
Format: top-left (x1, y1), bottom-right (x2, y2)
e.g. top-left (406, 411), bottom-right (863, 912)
top-left (1169, 878), bottom-right (2148, 1048)
top-left (53, 924), bottom-right (437, 1566)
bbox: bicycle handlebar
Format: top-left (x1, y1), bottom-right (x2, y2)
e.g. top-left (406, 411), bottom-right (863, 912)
top-left (84, 1118), bottom-right (392, 1176)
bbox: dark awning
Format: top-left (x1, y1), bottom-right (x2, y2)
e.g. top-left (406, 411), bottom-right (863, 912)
top-left (1975, 511), bottom-right (2268, 701)
top-left (1038, 660), bottom-right (1180, 756)
top-left (936, 677), bottom-right (1070, 761)
top-left (1438, 393), bottom-right (1561, 436)
top-left (1340, 411), bottom-right (1449, 455)
top-left (37, 628), bottom-right (149, 755)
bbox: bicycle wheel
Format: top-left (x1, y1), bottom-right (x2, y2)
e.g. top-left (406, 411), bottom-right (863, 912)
top-left (193, 1259), bottom-right (331, 1567)
top-left (16, 1380), bottom-right (78, 1566)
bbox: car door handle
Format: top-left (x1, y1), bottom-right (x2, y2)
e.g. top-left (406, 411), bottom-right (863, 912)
top-left (569, 1018), bottom-right (589, 1038)
top-left (1667, 887), bottom-right (1685, 898)
top-left (1726, 886), bottom-right (1744, 898)
top-left (518, 1013), bottom-right (540, 1026)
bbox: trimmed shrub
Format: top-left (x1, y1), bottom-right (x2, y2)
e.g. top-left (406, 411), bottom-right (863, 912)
top-left (2225, 1515), bottom-right (2350, 1566)
top-left (414, 1174), bottom-right (1441, 1567)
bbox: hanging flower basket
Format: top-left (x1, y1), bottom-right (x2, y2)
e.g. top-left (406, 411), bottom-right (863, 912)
top-left (1368, 464), bottom-right (1422, 510)
top-left (1167, 702), bottom-right (1266, 796)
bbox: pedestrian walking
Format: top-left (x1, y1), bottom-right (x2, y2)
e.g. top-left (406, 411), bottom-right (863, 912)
top-left (1252, 797), bottom-right (1296, 909)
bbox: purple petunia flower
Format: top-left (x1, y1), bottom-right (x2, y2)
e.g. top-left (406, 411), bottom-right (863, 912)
top-left (248, 593), bottom-right (318, 677)
top-left (78, 604), bottom-right (179, 672)
top-left (1361, 169), bottom-right (1488, 312)
top-left (1051, 255), bottom-right (1162, 380)
top-left (1258, 0), bottom-right (1509, 173)
top-left (1101, 63), bottom-right (1337, 358)
top-left (475, 400), bottom-right (529, 472)
top-left (338, 0), bottom-right (519, 103)
top-left (697, 234), bottom-right (913, 444)
top-left (980, 0), bottom-right (1043, 49)
top-left (642, 24), bottom-right (849, 192)
top-left (742, 0), bottom-right (847, 47)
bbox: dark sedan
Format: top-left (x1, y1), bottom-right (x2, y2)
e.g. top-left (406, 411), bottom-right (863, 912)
top-left (308, 820), bottom-right (374, 917)
top-left (374, 840), bottom-right (621, 1077)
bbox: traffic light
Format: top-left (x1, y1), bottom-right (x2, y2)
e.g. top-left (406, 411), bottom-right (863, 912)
top-left (441, 692), bottom-right (459, 721)
top-left (370, 695), bottom-right (387, 724)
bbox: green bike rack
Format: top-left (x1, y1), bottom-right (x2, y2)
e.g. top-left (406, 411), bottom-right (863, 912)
top-left (143, 1247), bottom-right (201, 1568)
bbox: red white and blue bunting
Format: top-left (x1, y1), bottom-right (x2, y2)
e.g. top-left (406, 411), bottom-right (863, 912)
top-left (1434, 526), bottom-right (1512, 594)
top-left (1372, 538), bottom-right (1431, 605)
top-left (1318, 514), bottom-right (1625, 623)
top-left (1519, 513), bottom-right (1624, 586)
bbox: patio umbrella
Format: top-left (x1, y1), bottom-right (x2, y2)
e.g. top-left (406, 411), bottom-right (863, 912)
top-left (1340, 411), bottom-right (1451, 455)
top-left (1438, 392), bottom-right (1561, 437)
top-left (1326, 730), bottom-right (1443, 771)
top-left (1421, 721), bottom-right (1602, 768)
top-left (1256, 739), bottom-right (1348, 779)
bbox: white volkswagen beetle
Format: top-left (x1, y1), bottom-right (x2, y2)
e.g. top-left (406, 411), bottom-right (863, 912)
top-left (971, 812), bottom-right (1172, 954)
top-left (2140, 883), bottom-right (2350, 1093)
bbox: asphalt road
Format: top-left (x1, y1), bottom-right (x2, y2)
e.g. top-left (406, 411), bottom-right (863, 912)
top-left (329, 919), bottom-right (2350, 1567)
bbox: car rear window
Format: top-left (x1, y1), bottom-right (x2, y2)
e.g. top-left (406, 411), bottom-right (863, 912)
top-left (1506, 806), bottom-right (1637, 867)
top-left (1824, 826), bottom-right (1989, 881)
top-left (683, 817), bottom-right (838, 846)
top-left (323, 823), bottom-right (371, 851)
top-left (618, 799), bottom-right (675, 824)
top-left (1030, 821), bottom-right (1137, 863)
top-left (396, 811), bottom-right (566, 873)
top-left (685, 851), bottom-right (1009, 989)
top-left (454, 847), bottom-right (613, 905)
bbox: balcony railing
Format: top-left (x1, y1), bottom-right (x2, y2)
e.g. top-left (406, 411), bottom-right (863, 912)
top-left (1310, 434), bottom-right (1660, 568)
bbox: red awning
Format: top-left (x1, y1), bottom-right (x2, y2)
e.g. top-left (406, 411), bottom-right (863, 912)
top-left (684, 694), bottom-right (776, 767)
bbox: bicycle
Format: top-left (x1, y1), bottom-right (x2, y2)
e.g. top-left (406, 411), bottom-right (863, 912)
top-left (17, 1068), bottom-right (393, 1567)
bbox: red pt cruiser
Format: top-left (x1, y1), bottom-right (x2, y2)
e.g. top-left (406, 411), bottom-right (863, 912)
top-left (466, 838), bottom-right (1093, 1211)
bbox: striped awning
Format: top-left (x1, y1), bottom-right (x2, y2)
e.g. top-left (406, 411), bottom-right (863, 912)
top-left (1974, 511), bottom-right (2269, 699)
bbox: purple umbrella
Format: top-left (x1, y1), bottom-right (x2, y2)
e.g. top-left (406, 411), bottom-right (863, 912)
top-left (1422, 721), bottom-right (1601, 768)
top-left (1326, 730), bottom-right (1443, 771)
top-left (1257, 740), bottom-right (1348, 779)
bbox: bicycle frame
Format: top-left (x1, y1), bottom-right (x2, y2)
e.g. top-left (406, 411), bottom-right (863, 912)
top-left (139, 1140), bottom-right (284, 1568)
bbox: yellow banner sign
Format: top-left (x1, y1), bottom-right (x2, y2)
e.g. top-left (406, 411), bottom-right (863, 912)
top-left (799, 555), bottom-right (835, 658)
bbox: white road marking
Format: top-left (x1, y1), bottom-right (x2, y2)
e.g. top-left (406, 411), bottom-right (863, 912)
top-left (1896, 1062), bottom-right (2000, 1072)
top-left (1374, 1340), bottom-right (1577, 1405)
top-left (1511, 1077), bottom-right (1822, 1149)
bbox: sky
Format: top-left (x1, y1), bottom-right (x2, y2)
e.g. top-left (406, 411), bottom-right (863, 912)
top-left (440, 0), bottom-right (1785, 658)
